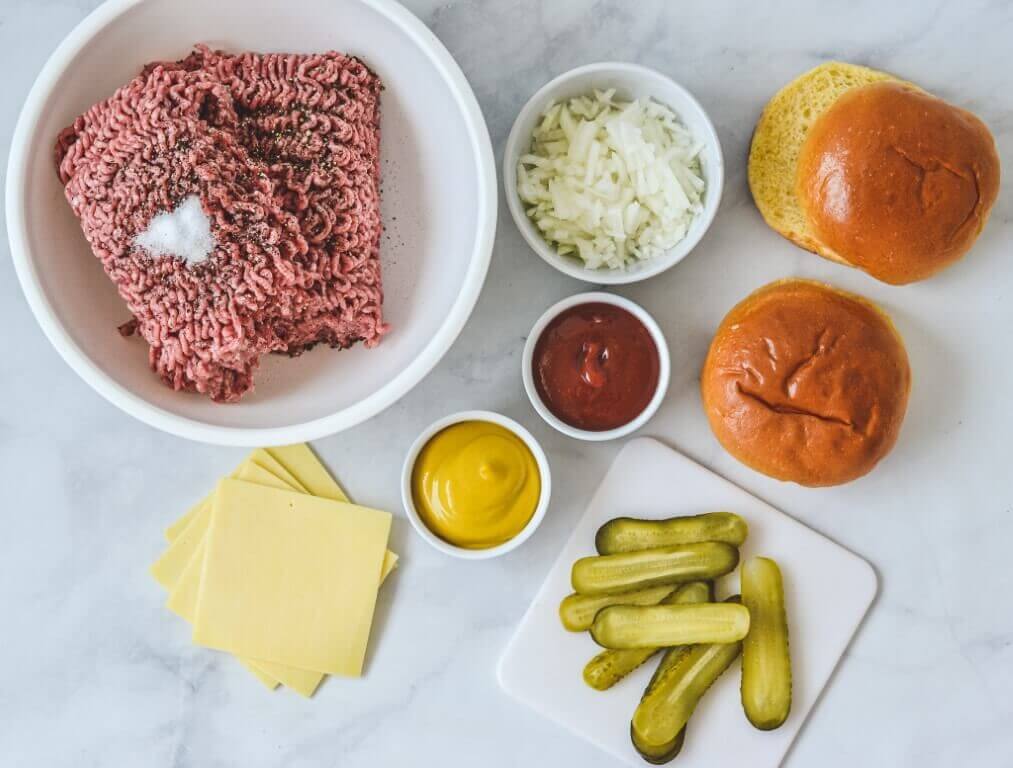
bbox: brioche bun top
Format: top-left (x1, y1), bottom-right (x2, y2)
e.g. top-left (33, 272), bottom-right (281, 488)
top-left (701, 279), bottom-right (911, 486)
top-left (797, 82), bottom-right (1000, 285)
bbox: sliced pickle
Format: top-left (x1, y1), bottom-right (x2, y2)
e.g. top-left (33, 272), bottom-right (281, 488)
top-left (591, 602), bottom-right (750, 649)
top-left (583, 582), bottom-right (712, 691)
top-left (741, 556), bottom-right (792, 730)
top-left (631, 717), bottom-right (685, 764)
top-left (559, 585), bottom-right (677, 632)
top-left (631, 646), bottom-right (692, 764)
top-left (571, 542), bottom-right (738, 595)
top-left (648, 636), bottom-right (697, 689)
top-left (630, 597), bottom-right (744, 761)
top-left (596, 512), bottom-right (748, 555)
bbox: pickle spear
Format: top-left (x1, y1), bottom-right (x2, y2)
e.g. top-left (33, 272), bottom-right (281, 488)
top-left (631, 714), bottom-right (685, 764)
top-left (631, 647), bottom-right (691, 764)
top-left (591, 601), bottom-right (750, 649)
top-left (630, 597), bottom-right (744, 761)
top-left (571, 542), bottom-right (739, 595)
top-left (583, 582), bottom-right (712, 690)
top-left (741, 556), bottom-right (792, 730)
top-left (559, 585), bottom-right (677, 632)
top-left (596, 512), bottom-right (748, 555)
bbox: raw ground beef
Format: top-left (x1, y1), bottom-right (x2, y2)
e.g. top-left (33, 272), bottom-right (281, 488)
top-left (55, 45), bottom-right (386, 402)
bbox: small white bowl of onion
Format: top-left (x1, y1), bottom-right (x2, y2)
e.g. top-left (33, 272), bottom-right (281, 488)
top-left (504, 62), bottom-right (724, 284)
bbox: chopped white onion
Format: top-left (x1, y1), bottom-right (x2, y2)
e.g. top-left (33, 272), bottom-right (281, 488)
top-left (517, 90), bottom-right (705, 271)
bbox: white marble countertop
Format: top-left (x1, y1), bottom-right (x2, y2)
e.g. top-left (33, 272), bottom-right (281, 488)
top-left (2, 1), bottom-right (1011, 765)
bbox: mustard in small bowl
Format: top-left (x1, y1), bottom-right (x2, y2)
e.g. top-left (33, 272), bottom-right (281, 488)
top-left (402, 411), bottom-right (552, 559)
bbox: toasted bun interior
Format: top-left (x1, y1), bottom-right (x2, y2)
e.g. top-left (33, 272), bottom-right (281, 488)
top-left (748, 62), bottom-right (896, 260)
top-left (749, 63), bottom-right (1000, 284)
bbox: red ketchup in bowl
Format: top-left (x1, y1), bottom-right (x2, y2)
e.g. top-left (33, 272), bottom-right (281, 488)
top-left (532, 302), bottom-right (660, 432)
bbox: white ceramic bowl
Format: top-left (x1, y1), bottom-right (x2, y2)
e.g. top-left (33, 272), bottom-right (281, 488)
top-left (401, 410), bottom-right (551, 560)
top-left (6, 0), bottom-right (496, 446)
top-left (504, 62), bottom-right (724, 285)
top-left (522, 292), bottom-right (670, 441)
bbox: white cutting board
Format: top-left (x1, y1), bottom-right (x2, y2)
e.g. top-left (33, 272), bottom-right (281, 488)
top-left (498, 438), bottom-right (877, 767)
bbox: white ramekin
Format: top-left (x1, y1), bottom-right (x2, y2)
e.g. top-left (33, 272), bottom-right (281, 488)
top-left (504, 61), bottom-right (724, 285)
top-left (401, 410), bottom-right (552, 559)
top-left (522, 292), bottom-right (670, 441)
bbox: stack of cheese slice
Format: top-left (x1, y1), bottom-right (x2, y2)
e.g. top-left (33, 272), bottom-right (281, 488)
top-left (151, 444), bottom-right (397, 696)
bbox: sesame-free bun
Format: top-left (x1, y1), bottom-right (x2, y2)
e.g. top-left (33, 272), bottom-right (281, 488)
top-left (748, 63), bottom-right (1000, 285)
top-left (701, 280), bottom-right (911, 487)
top-left (748, 63), bottom-right (895, 261)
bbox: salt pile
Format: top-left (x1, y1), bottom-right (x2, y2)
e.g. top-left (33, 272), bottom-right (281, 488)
top-left (135, 195), bottom-right (215, 265)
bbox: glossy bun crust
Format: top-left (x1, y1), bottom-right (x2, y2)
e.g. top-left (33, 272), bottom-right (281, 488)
top-left (797, 82), bottom-right (1000, 285)
top-left (701, 280), bottom-right (911, 486)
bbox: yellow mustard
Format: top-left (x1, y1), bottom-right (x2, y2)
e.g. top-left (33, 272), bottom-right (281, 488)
top-left (411, 421), bottom-right (541, 549)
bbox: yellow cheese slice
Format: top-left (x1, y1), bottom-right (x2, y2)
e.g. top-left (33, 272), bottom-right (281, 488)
top-left (170, 521), bottom-right (399, 622)
top-left (164, 451), bottom-right (303, 542)
top-left (157, 445), bottom-right (399, 694)
top-left (166, 497), bottom-right (203, 541)
top-left (240, 660), bottom-right (282, 690)
top-left (167, 537), bottom-right (207, 622)
top-left (167, 462), bottom-right (398, 696)
top-left (167, 461), bottom-right (294, 621)
top-left (163, 459), bottom-right (396, 622)
top-left (171, 534), bottom-right (397, 697)
top-left (151, 498), bottom-right (213, 590)
top-left (158, 459), bottom-right (255, 579)
top-left (169, 464), bottom-right (319, 693)
top-left (155, 456), bottom-right (308, 590)
top-left (267, 444), bottom-right (399, 576)
top-left (158, 460), bottom-right (297, 691)
top-left (170, 463), bottom-right (327, 696)
top-left (266, 444), bottom-right (346, 500)
top-left (170, 513), bottom-right (398, 624)
top-left (193, 479), bottom-right (391, 676)
top-left (169, 539), bottom-right (287, 691)
top-left (162, 450), bottom-right (397, 581)
top-left (248, 448), bottom-right (308, 493)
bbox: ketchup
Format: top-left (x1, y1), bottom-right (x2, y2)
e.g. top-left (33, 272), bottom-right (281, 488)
top-left (533, 302), bottom-right (660, 431)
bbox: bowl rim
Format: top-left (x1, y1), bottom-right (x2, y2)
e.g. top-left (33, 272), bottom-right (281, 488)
top-left (503, 61), bottom-right (724, 285)
top-left (521, 291), bottom-right (671, 441)
top-left (400, 410), bottom-right (552, 560)
top-left (5, 0), bottom-right (497, 446)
